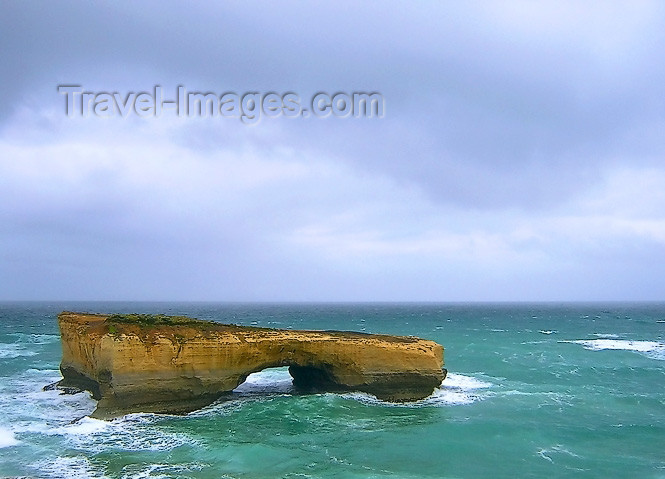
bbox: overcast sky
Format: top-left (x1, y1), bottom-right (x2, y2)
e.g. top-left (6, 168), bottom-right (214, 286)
top-left (1, 1), bottom-right (664, 301)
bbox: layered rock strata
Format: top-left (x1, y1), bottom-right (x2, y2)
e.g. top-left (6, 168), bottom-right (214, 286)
top-left (54, 312), bottom-right (446, 418)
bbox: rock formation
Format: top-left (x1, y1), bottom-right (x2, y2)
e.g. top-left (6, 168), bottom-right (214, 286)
top-left (53, 312), bottom-right (446, 418)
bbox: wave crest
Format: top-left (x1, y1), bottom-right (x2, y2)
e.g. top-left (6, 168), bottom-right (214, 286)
top-left (562, 339), bottom-right (665, 360)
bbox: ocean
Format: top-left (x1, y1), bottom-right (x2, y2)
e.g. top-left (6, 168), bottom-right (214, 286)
top-left (0, 302), bottom-right (663, 478)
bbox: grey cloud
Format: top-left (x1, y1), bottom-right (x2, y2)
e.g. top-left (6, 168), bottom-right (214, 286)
top-left (2, 1), bottom-right (665, 300)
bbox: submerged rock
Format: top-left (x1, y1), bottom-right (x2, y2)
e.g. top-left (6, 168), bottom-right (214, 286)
top-left (54, 311), bottom-right (446, 418)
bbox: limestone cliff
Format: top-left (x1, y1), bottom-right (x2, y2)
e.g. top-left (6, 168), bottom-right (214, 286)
top-left (54, 312), bottom-right (446, 418)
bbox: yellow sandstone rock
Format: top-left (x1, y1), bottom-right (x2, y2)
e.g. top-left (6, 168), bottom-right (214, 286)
top-left (54, 311), bottom-right (446, 418)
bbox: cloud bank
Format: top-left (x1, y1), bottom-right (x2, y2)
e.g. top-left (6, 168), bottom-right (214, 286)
top-left (1, 1), bottom-right (664, 300)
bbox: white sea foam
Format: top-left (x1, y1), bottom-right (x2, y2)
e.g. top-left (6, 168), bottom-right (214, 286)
top-left (424, 373), bottom-right (493, 406)
top-left (0, 369), bottom-right (97, 442)
top-left (53, 416), bottom-right (109, 436)
top-left (54, 414), bottom-right (196, 453)
top-left (233, 367), bottom-right (294, 394)
top-left (539, 330), bottom-right (556, 335)
top-left (233, 369), bottom-right (494, 407)
top-left (340, 373), bottom-right (492, 407)
top-left (592, 333), bottom-right (620, 338)
top-left (34, 455), bottom-right (108, 479)
top-left (8, 333), bottom-right (60, 344)
top-left (563, 339), bottom-right (665, 360)
top-left (122, 464), bottom-right (171, 479)
top-left (120, 462), bottom-right (205, 479)
top-left (4, 374), bottom-right (97, 432)
top-left (537, 444), bottom-right (582, 463)
top-left (0, 427), bottom-right (19, 447)
top-left (443, 373), bottom-right (493, 390)
top-left (0, 343), bottom-right (38, 359)
top-left (22, 410), bottom-right (198, 454)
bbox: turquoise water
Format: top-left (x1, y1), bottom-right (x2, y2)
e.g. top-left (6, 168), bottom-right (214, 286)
top-left (0, 302), bottom-right (664, 478)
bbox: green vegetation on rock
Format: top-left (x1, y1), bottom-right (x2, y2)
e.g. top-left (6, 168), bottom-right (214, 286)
top-left (105, 313), bottom-right (205, 327)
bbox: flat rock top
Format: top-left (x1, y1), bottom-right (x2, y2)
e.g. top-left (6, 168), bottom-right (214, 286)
top-left (58, 311), bottom-right (433, 346)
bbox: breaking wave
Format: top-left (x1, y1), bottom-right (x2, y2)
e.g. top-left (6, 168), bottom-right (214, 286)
top-left (562, 339), bottom-right (665, 360)
top-left (340, 372), bottom-right (492, 407)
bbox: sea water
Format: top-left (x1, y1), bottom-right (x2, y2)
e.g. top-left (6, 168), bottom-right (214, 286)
top-left (0, 302), bottom-right (663, 478)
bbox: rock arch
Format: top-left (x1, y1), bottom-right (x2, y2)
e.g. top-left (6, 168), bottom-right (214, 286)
top-left (54, 312), bottom-right (446, 418)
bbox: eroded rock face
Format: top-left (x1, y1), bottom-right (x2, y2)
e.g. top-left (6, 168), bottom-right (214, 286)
top-left (54, 312), bottom-right (446, 418)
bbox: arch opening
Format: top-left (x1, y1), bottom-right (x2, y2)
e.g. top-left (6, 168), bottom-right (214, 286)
top-left (288, 364), bottom-right (342, 393)
top-left (232, 363), bottom-right (342, 396)
top-left (232, 366), bottom-right (294, 395)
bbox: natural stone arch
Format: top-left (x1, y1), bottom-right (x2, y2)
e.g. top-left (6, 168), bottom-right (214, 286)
top-left (232, 360), bottom-right (344, 394)
top-left (54, 312), bottom-right (446, 418)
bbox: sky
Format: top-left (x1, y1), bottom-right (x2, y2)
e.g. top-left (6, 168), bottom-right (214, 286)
top-left (1, 1), bottom-right (665, 301)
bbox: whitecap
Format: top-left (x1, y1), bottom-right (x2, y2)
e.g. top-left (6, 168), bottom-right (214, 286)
top-left (233, 367), bottom-right (294, 394)
top-left (0, 343), bottom-right (38, 359)
top-left (443, 373), bottom-right (493, 390)
top-left (537, 444), bottom-right (582, 463)
top-left (424, 387), bottom-right (479, 406)
top-left (34, 455), bottom-right (107, 479)
top-left (43, 414), bottom-right (198, 453)
top-left (539, 330), bottom-right (557, 335)
top-left (340, 373), bottom-right (492, 407)
top-left (0, 427), bottom-right (19, 448)
top-left (8, 333), bottom-right (60, 344)
top-left (562, 339), bottom-right (665, 360)
top-left (592, 333), bottom-right (619, 338)
top-left (120, 462), bottom-right (205, 479)
top-left (338, 391), bottom-right (389, 406)
top-left (52, 416), bottom-right (109, 436)
top-left (423, 373), bottom-right (492, 406)
top-left (0, 370), bottom-right (97, 436)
